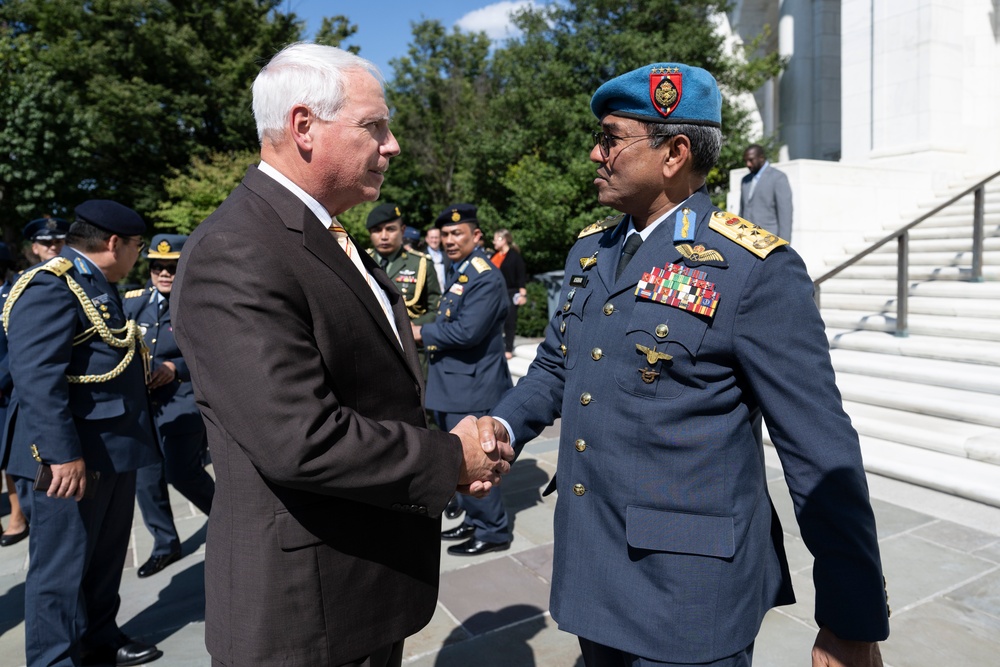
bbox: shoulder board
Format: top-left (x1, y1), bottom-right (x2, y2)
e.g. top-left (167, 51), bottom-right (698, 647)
top-left (39, 257), bottom-right (73, 277)
top-left (123, 288), bottom-right (147, 299)
top-left (470, 257), bottom-right (492, 274)
top-left (708, 211), bottom-right (788, 259)
top-left (408, 249), bottom-right (429, 259)
top-left (578, 213), bottom-right (624, 238)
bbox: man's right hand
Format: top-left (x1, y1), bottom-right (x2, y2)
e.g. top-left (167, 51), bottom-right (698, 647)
top-left (450, 415), bottom-right (510, 498)
top-left (48, 458), bottom-right (87, 501)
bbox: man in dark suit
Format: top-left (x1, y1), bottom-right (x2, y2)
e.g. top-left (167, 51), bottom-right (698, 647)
top-left (479, 63), bottom-right (889, 666)
top-left (171, 43), bottom-right (510, 667)
top-left (740, 144), bottom-right (793, 241)
top-left (413, 204), bottom-right (514, 556)
top-left (2, 200), bottom-right (163, 666)
top-left (125, 234), bottom-right (214, 579)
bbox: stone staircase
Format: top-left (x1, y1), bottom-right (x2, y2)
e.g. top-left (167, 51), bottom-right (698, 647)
top-left (508, 172), bottom-right (1000, 508)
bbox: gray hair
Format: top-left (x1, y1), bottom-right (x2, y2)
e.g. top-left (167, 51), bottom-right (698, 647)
top-left (251, 42), bottom-right (384, 144)
top-left (645, 122), bottom-right (723, 176)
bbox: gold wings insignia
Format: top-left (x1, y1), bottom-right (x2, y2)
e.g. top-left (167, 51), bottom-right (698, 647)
top-left (676, 243), bottom-right (725, 263)
top-left (635, 343), bottom-right (672, 364)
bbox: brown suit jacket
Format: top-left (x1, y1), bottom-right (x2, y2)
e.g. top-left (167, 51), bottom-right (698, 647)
top-left (173, 165), bottom-right (463, 666)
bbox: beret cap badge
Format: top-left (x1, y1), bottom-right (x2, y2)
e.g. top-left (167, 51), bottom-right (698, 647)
top-left (451, 209), bottom-right (461, 222)
top-left (650, 67), bottom-right (682, 118)
top-left (157, 240), bottom-right (172, 254)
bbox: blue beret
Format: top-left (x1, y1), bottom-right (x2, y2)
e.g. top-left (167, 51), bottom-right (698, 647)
top-left (146, 234), bottom-right (188, 259)
top-left (23, 216), bottom-right (71, 241)
top-left (366, 203), bottom-right (402, 230)
top-left (435, 203), bottom-right (478, 229)
top-left (74, 199), bottom-right (146, 236)
top-left (591, 63), bottom-right (722, 127)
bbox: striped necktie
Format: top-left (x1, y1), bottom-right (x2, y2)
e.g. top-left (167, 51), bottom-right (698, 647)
top-left (329, 225), bottom-right (400, 346)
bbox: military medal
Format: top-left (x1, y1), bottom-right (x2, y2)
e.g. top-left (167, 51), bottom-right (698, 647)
top-left (635, 263), bottom-right (720, 318)
top-left (458, 274), bottom-right (469, 283)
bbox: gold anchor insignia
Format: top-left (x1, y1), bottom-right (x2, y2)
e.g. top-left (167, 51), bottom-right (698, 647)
top-left (636, 344), bottom-right (672, 365)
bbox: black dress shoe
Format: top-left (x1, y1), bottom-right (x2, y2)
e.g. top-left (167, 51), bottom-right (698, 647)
top-left (0, 526), bottom-right (28, 547)
top-left (444, 496), bottom-right (464, 520)
top-left (137, 551), bottom-right (181, 578)
top-left (447, 537), bottom-right (511, 556)
top-left (440, 523), bottom-right (475, 541)
top-left (82, 639), bottom-right (163, 666)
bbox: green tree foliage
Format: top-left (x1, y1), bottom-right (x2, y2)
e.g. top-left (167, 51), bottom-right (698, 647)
top-left (0, 0), bottom-right (301, 237)
top-left (151, 149), bottom-right (258, 233)
top-left (314, 14), bottom-right (359, 53)
top-left (384, 0), bottom-right (782, 273)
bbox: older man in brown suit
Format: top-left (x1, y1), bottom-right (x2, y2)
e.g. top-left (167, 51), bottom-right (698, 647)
top-left (172, 42), bottom-right (510, 667)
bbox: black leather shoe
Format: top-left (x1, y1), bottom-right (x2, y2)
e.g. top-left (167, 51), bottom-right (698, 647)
top-left (0, 526), bottom-right (28, 547)
top-left (447, 537), bottom-right (511, 556)
top-left (82, 639), bottom-right (163, 666)
top-left (444, 496), bottom-right (464, 520)
top-left (440, 523), bottom-right (475, 541)
top-left (137, 551), bottom-right (181, 578)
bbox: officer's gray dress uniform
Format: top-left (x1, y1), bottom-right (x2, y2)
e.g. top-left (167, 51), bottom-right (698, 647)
top-left (491, 63), bottom-right (889, 664)
top-left (125, 234), bottom-right (214, 569)
top-left (1, 201), bottom-right (161, 666)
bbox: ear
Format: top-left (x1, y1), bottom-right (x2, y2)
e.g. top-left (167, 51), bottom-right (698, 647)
top-left (290, 105), bottom-right (315, 152)
top-left (661, 134), bottom-right (692, 179)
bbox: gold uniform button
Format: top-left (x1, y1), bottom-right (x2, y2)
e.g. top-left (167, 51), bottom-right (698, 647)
top-left (560, 345), bottom-right (567, 356)
top-left (151, 339), bottom-right (157, 344)
top-left (575, 439), bottom-right (586, 452)
top-left (591, 348), bottom-right (602, 361)
top-left (603, 303), bottom-right (615, 316)
top-left (560, 321), bottom-right (566, 333)
top-left (573, 484), bottom-right (586, 496)
top-left (562, 302), bottom-right (571, 312)
top-left (655, 324), bottom-right (669, 338)
top-left (580, 392), bottom-right (592, 405)
top-left (102, 312), bottom-right (111, 320)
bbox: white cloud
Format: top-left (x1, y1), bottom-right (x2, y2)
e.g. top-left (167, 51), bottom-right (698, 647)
top-left (454, 1), bottom-right (538, 40)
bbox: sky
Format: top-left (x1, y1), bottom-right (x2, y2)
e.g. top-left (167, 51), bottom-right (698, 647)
top-left (282, 0), bottom-right (550, 76)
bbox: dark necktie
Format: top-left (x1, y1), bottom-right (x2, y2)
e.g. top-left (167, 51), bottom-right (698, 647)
top-left (616, 233), bottom-right (643, 280)
top-left (380, 256), bottom-right (389, 271)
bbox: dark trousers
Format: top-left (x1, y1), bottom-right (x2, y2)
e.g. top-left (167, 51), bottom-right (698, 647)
top-left (579, 637), bottom-right (754, 667)
top-left (503, 291), bottom-right (519, 354)
top-left (136, 428), bottom-right (214, 556)
top-left (15, 470), bottom-right (137, 667)
top-left (211, 639), bottom-right (403, 667)
top-left (434, 410), bottom-right (510, 543)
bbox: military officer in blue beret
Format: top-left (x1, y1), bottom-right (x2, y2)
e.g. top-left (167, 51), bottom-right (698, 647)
top-left (23, 215), bottom-right (72, 263)
top-left (1, 199), bottom-right (163, 666)
top-left (480, 64), bottom-right (889, 665)
top-left (413, 204), bottom-right (514, 555)
top-left (124, 234), bottom-right (214, 579)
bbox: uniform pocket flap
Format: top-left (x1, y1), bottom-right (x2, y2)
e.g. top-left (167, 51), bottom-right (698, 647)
top-left (68, 395), bottom-right (126, 421)
top-left (275, 508), bottom-right (323, 551)
top-left (626, 505), bottom-right (735, 558)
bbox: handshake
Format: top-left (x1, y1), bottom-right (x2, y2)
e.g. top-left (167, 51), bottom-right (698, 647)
top-left (450, 416), bottom-right (513, 498)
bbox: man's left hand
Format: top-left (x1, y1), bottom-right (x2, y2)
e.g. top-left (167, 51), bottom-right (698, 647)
top-left (147, 360), bottom-right (177, 390)
top-left (411, 324), bottom-right (422, 343)
top-left (812, 627), bottom-right (883, 667)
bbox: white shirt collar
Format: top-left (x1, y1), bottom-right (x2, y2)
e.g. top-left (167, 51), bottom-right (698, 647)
top-left (257, 161), bottom-right (334, 228)
top-left (625, 193), bottom-right (696, 241)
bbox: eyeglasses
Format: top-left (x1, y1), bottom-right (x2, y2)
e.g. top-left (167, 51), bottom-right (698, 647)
top-left (150, 262), bottom-right (177, 274)
top-left (127, 237), bottom-right (146, 252)
top-left (592, 130), bottom-right (669, 158)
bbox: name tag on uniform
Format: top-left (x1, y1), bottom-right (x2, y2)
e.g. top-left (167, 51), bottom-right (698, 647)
top-left (569, 275), bottom-right (588, 288)
top-left (449, 283), bottom-right (465, 296)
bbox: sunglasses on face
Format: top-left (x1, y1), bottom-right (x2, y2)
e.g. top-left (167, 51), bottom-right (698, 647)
top-left (150, 262), bottom-right (177, 274)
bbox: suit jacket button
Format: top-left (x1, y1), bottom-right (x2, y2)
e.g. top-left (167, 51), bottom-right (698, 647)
top-left (580, 392), bottom-right (592, 405)
top-left (573, 484), bottom-right (586, 496)
top-left (603, 303), bottom-right (615, 316)
top-left (575, 439), bottom-right (586, 452)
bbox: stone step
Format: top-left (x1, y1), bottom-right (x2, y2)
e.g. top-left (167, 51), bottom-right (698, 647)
top-left (819, 293), bottom-right (1000, 318)
top-left (864, 225), bottom-right (1000, 242)
top-left (821, 309), bottom-right (1000, 341)
top-left (842, 401), bottom-right (1000, 463)
top-left (833, 264), bottom-right (1000, 281)
top-left (835, 373), bottom-right (1000, 428)
top-left (826, 249), bottom-right (1000, 267)
top-left (826, 328), bottom-right (1000, 366)
top-left (830, 348), bottom-right (1000, 394)
top-left (843, 235), bottom-right (1000, 255)
top-left (882, 212), bottom-right (1000, 230)
top-left (819, 278), bottom-right (1000, 299)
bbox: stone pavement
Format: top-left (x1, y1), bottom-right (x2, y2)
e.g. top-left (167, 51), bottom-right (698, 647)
top-left (2, 423), bottom-right (1000, 667)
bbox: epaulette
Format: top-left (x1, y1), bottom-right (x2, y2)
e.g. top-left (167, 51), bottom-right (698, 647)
top-left (407, 249), bottom-right (429, 259)
top-left (470, 257), bottom-right (492, 274)
top-left (708, 211), bottom-right (788, 259)
top-left (38, 257), bottom-right (73, 277)
top-left (123, 288), bottom-right (149, 299)
top-left (579, 214), bottom-right (624, 238)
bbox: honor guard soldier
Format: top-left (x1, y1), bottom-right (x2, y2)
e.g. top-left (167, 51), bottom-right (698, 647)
top-left (125, 234), bottom-right (215, 579)
top-left (23, 215), bottom-right (71, 262)
top-left (1, 200), bottom-right (163, 666)
top-left (0, 241), bottom-right (29, 548)
top-left (480, 63), bottom-right (890, 665)
top-left (413, 204), bottom-right (513, 555)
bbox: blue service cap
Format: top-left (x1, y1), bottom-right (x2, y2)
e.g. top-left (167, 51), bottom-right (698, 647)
top-left (435, 203), bottom-right (479, 229)
top-left (23, 216), bottom-right (71, 242)
top-left (146, 234), bottom-right (188, 259)
top-left (0, 242), bottom-right (13, 264)
top-left (74, 199), bottom-right (146, 236)
top-left (403, 226), bottom-right (421, 243)
top-left (591, 62), bottom-right (722, 127)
